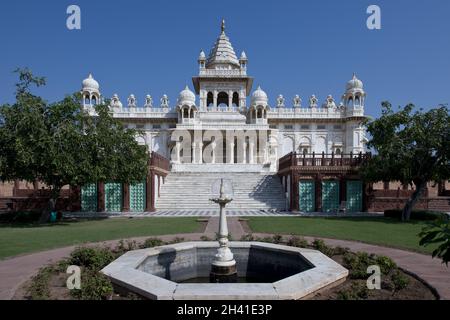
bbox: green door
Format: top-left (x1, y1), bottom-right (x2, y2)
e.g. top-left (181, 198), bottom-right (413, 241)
top-left (299, 180), bottom-right (315, 212)
top-left (81, 183), bottom-right (97, 212)
top-left (130, 181), bottom-right (146, 212)
top-left (346, 180), bottom-right (363, 212)
top-left (105, 183), bottom-right (122, 212)
top-left (322, 180), bottom-right (340, 213)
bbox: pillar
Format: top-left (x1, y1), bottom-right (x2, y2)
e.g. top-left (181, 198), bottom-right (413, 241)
top-left (122, 183), bottom-right (130, 212)
top-left (198, 142), bottom-right (203, 164)
top-left (228, 142), bottom-right (235, 164)
top-left (145, 172), bottom-right (155, 212)
top-left (213, 91), bottom-right (218, 108)
top-left (97, 182), bottom-right (105, 212)
top-left (315, 174), bottom-right (322, 212)
top-left (175, 141), bottom-right (181, 163)
top-left (212, 142), bottom-right (216, 164)
top-left (192, 142), bottom-right (197, 164)
top-left (249, 141), bottom-right (255, 164)
top-left (242, 141), bottom-right (247, 164)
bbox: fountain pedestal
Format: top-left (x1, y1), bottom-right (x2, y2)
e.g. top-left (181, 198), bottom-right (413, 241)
top-left (209, 179), bottom-right (237, 283)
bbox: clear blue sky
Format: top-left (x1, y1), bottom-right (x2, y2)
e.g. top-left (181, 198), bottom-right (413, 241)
top-left (1, 0), bottom-right (449, 118)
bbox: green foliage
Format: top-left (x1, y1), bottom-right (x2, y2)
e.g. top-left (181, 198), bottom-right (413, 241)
top-left (200, 235), bottom-right (212, 241)
top-left (0, 211), bottom-right (42, 224)
top-left (69, 246), bottom-right (115, 271)
top-left (26, 265), bottom-right (54, 300)
top-left (391, 270), bottom-right (409, 292)
top-left (286, 236), bottom-right (309, 248)
top-left (337, 282), bottom-right (369, 300)
top-left (141, 237), bottom-right (165, 248)
top-left (362, 102), bottom-right (450, 220)
top-left (384, 210), bottom-right (442, 221)
top-left (311, 239), bottom-right (334, 257)
top-left (0, 68), bottom-right (149, 219)
top-left (419, 215), bottom-right (450, 265)
top-left (343, 252), bottom-right (396, 279)
top-left (70, 270), bottom-right (113, 300)
top-left (240, 234), bottom-right (256, 241)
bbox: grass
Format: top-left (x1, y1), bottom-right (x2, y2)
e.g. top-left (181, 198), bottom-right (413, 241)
top-left (0, 217), bottom-right (202, 259)
top-left (247, 217), bottom-right (436, 254)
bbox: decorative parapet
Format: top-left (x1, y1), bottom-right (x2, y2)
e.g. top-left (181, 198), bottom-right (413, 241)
top-left (198, 69), bottom-right (247, 77)
top-left (111, 107), bottom-right (178, 119)
top-left (267, 107), bottom-right (365, 119)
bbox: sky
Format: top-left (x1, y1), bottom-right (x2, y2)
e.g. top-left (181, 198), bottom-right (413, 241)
top-left (0, 0), bottom-right (449, 119)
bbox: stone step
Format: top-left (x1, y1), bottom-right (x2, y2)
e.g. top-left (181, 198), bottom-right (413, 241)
top-left (156, 172), bottom-right (287, 210)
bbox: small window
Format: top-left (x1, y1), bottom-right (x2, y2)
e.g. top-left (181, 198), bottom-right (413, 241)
top-left (284, 125), bottom-right (293, 130)
top-left (300, 125), bottom-right (310, 130)
top-left (317, 125), bottom-right (326, 130)
top-left (153, 124), bottom-right (161, 129)
top-left (269, 125), bottom-right (277, 129)
top-left (333, 125), bottom-right (342, 129)
top-left (168, 124), bottom-right (176, 129)
top-left (136, 124), bottom-right (144, 129)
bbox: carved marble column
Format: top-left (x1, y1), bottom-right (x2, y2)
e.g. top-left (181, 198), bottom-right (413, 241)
top-left (192, 142), bottom-right (197, 164)
top-left (228, 142), bottom-right (235, 164)
top-left (198, 142), bottom-right (203, 164)
top-left (249, 141), bottom-right (255, 164)
top-left (242, 141), bottom-right (247, 164)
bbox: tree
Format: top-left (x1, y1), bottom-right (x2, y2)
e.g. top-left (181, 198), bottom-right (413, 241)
top-left (361, 102), bottom-right (450, 221)
top-left (0, 69), bottom-right (149, 222)
top-left (419, 214), bottom-right (450, 266)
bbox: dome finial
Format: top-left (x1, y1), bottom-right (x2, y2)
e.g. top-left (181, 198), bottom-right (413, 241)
top-left (221, 18), bottom-right (225, 33)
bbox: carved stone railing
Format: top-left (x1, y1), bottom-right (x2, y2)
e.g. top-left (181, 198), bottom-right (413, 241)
top-left (268, 107), bottom-right (365, 119)
top-left (150, 152), bottom-right (170, 172)
top-left (199, 69), bottom-right (247, 77)
top-left (278, 152), bottom-right (370, 172)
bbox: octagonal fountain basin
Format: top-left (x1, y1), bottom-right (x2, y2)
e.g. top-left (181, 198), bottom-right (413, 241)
top-left (101, 241), bottom-right (348, 300)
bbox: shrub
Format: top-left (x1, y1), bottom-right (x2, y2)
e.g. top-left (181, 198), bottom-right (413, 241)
top-left (0, 211), bottom-right (42, 224)
top-left (286, 236), bottom-right (308, 248)
top-left (312, 239), bottom-right (334, 257)
top-left (375, 255), bottom-right (397, 274)
top-left (141, 238), bottom-right (165, 248)
top-left (69, 246), bottom-right (115, 271)
top-left (271, 234), bottom-right (283, 244)
top-left (26, 266), bottom-right (54, 300)
top-left (200, 235), bottom-right (211, 241)
top-left (240, 234), bottom-right (256, 241)
top-left (391, 270), bottom-right (409, 292)
top-left (384, 210), bottom-right (442, 221)
top-left (332, 246), bottom-right (351, 256)
top-left (71, 270), bottom-right (113, 300)
top-left (336, 282), bottom-right (369, 300)
top-left (169, 237), bottom-right (185, 244)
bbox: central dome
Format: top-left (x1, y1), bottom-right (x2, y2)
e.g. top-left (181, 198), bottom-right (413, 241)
top-left (346, 74), bottom-right (363, 91)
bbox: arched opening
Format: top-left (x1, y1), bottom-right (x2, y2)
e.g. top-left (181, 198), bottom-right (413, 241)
top-left (348, 97), bottom-right (354, 108)
top-left (217, 92), bottom-right (229, 107)
top-left (91, 96), bottom-right (97, 105)
top-left (207, 92), bottom-right (214, 107)
top-left (257, 108), bottom-right (262, 119)
top-left (355, 96), bottom-right (360, 106)
top-left (335, 148), bottom-right (342, 155)
top-left (232, 92), bottom-right (239, 107)
top-left (84, 94), bottom-right (90, 105)
top-left (183, 107), bottom-right (189, 119)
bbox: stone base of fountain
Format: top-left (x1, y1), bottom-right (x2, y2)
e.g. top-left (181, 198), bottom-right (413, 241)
top-left (101, 241), bottom-right (349, 300)
top-left (210, 264), bottom-right (238, 283)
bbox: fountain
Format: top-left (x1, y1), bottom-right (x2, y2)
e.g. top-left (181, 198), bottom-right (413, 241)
top-left (101, 178), bottom-right (349, 300)
top-left (209, 178), bottom-right (237, 283)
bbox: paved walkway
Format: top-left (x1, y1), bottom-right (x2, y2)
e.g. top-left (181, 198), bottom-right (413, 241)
top-left (0, 217), bottom-right (449, 300)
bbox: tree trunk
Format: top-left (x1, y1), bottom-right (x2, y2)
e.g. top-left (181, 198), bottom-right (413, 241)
top-left (401, 180), bottom-right (427, 221)
top-left (39, 187), bottom-right (60, 223)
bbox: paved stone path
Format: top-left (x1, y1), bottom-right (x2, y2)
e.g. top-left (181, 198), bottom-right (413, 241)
top-left (65, 210), bottom-right (381, 218)
top-left (0, 217), bottom-right (449, 300)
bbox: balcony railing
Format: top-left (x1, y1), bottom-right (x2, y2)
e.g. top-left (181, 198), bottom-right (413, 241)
top-left (278, 152), bottom-right (370, 171)
top-left (150, 151), bottom-right (170, 172)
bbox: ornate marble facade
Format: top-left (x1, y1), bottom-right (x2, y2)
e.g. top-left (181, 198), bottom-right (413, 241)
top-left (81, 20), bottom-right (368, 173)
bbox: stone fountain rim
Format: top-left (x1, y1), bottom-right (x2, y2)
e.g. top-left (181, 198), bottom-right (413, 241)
top-left (101, 241), bottom-right (349, 300)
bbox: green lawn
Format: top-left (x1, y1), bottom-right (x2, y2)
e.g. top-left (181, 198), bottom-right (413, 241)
top-left (247, 217), bottom-right (435, 254)
top-left (0, 217), bottom-right (202, 259)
